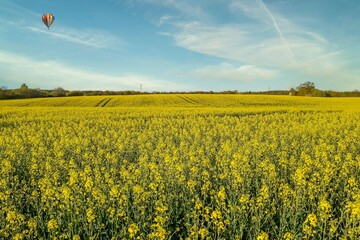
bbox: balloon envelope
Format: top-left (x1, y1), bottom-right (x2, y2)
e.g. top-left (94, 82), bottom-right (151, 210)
top-left (42, 13), bottom-right (55, 29)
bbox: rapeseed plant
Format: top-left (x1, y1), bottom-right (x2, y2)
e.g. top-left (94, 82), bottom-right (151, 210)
top-left (0, 95), bottom-right (359, 239)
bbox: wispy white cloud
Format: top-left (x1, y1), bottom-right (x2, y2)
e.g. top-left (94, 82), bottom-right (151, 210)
top-left (160, 1), bottom-right (351, 80)
top-left (0, 18), bottom-right (16, 32)
top-left (0, 50), bottom-right (183, 91)
top-left (298, 51), bottom-right (359, 88)
top-left (171, 21), bottom-right (300, 67)
top-left (27, 26), bottom-right (127, 50)
top-left (152, 0), bottom-right (359, 89)
top-left (162, 0), bottom-right (207, 18)
top-left (0, 2), bottom-right (36, 32)
top-left (0, 1), bottom-right (39, 19)
top-left (154, 15), bottom-right (177, 27)
top-left (255, 0), bottom-right (296, 66)
top-left (116, 0), bottom-right (209, 19)
top-left (0, 1), bottom-right (126, 50)
top-left (300, 52), bottom-right (344, 75)
top-left (115, 0), bottom-right (349, 85)
top-left (229, 0), bottom-right (267, 23)
top-left (194, 63), bottom-right (278, 82)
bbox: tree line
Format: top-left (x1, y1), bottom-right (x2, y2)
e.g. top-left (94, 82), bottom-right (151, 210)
top-left (1, 82), bottom-right (359, 100)
top-left (289, 81), bottom-right (360, 97)
top-left (0, 83), bottom-right (142, 100)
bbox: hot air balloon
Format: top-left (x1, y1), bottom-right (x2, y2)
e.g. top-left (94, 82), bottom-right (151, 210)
top-left (42, 13), bottom-right (55, 30)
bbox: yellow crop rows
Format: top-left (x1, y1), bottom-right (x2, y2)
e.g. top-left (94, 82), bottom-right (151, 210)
top-left (0, 95), bottom-right (359, 239)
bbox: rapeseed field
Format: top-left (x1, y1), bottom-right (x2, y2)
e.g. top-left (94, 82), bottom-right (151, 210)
top-left (0, 95), bottom-right (359, 239)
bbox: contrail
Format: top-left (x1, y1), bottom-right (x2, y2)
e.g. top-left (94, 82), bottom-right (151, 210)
top-left (256, 0), bottom-right (297, 67)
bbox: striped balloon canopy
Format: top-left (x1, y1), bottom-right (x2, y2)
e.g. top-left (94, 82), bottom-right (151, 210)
top-left (42, 13), bottom-right (55, 29)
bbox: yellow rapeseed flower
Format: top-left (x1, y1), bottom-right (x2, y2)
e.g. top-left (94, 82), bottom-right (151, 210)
top-left (257, 231), bottom-right (269, 240)
top-left (128, 223), bottom-right (140, 238)
top-left (47, 219), bottom-right (59, 232)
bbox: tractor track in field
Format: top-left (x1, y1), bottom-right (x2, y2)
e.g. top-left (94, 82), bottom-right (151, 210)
top-left (95, 97), bottom-right (113, 107)
top-left (95, 98), bottom-right (107, 107)
top-left (178, 96), bottom-right (200, 105)
top-left (101, 98), bottom-right (113, 107)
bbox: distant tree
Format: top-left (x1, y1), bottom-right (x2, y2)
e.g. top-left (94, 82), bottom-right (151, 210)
top-left (32, 88), bottom-right (46, 98)
top-left (289, 87), bottom-right (297, 96)
top-left (313, 89), bottom-right (326, 97)
top-left (51, 87), bottom-right (67, 97)
top-left (15, 83), bottom-right (34, 98)
top-left (296, 81), bottom-right (315, 96)
top-left (67, 90), bottom-right (84, 96)
top-left (0, 86), bottom-right (8, 99)
top-left (20, 83), bottom-right (29, 89)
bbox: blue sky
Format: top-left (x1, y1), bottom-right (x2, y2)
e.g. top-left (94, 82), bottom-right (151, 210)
top-left (0, 0), bottom-right (359, 92)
